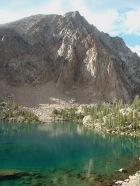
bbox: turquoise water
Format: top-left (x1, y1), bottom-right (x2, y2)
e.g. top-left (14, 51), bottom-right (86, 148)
top-left (0, 121), bottom-right (140, 186)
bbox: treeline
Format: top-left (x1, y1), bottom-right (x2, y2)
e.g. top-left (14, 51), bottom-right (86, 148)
top-left (51, 96), bottom-right (140, 136)
top-left (0, 97), bottom-right (39, 123)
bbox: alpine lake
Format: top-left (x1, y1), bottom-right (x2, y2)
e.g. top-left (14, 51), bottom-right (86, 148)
top-left (0, 121), bottom-right (140, 186)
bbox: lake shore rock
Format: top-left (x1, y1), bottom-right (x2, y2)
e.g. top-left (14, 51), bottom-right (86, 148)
top-left (115, 171), bottom-right (140, 186)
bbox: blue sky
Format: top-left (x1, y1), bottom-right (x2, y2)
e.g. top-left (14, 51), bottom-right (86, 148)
top-left (0, 0), bottom-right (140, 56)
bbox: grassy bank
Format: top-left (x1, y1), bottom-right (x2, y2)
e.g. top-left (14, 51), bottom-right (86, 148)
top-left (0, 97), bottom-right (39, 123)
top-left (51, 96), bottom-right (140, 136)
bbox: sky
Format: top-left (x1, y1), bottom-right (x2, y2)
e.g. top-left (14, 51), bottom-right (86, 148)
top-left (0, 0), bottom-right (140, 56)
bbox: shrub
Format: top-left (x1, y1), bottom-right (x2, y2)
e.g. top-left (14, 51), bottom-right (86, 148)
top-left (52, 109), bottom-right (58, 115)
top-left (11, 102), bottom-right (18, 110)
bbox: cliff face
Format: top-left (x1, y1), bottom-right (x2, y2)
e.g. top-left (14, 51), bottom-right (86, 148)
top-left (0, 11), bottom-right (140, 102)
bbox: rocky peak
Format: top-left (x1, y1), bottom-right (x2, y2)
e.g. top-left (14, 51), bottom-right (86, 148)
top-left (63, 11), bottom-right (81, 18)
top-left (0, 11), bottom-right (139, 103)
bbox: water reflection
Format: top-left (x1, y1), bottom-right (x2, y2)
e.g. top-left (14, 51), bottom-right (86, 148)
top-left (0, 121), bottom-right (140, 158)
top-left (0, 121), bottom-right (38, 136)
top-left (0, 121), bottom-right (140, 185)
top-left (84, 158), bottom-right (93, 178)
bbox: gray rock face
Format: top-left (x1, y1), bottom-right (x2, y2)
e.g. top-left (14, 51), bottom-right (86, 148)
top-left (0, 11), bottom-right (140, 102)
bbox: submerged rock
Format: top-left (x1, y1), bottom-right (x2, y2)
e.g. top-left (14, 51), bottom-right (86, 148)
top-left (31, 178), bottom-right (42, 186)
top-left (0, 170), bottom-right (26, 180)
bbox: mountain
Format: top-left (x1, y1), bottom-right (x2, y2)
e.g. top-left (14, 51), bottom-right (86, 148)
top-left (0, 11), bottom-right (140, 103)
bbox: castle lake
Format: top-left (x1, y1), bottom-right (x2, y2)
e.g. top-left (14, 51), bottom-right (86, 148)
top-left (0, 121), bottom-right (140, 186)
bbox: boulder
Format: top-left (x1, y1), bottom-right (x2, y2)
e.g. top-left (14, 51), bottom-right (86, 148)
top-left (83, 115), bottom-right (92, 126)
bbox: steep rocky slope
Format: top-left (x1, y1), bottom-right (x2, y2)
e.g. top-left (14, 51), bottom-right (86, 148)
top-left (0, 11), bottom-right (140, 103)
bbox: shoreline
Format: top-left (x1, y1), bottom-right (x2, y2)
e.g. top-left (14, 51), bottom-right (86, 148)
top-left (115, 171), bottom-right (140, 186)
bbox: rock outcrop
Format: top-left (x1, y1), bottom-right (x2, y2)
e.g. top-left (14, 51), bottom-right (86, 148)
top-left (0, 11), bottom-right (140, 103)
